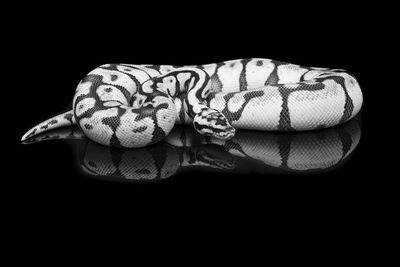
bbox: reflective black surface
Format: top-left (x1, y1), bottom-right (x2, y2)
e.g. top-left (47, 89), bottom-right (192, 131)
top-left (22, 118), bottom-right (361, 182)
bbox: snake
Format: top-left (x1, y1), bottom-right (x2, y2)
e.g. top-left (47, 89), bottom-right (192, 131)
top-left (21, 58), bottom-right (363, 148)
top-left (23, 119), bottom-right (361, 180)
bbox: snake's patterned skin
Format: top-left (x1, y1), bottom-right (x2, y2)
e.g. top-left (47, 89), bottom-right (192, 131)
top-left (23, 119), bottom-right (361, 180)
top-left (21, 58), bottom-right (363, 148)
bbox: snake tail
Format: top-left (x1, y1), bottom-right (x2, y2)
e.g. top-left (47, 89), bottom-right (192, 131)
top-left (21, 110), bottom-right (76, 142)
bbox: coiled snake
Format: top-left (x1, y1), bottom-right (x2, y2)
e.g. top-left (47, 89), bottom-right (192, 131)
top-left (21, 58), bottom-right (363, 148)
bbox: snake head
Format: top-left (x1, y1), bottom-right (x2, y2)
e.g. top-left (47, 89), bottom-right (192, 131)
top-left (193, 108), bottom-right (235, 140)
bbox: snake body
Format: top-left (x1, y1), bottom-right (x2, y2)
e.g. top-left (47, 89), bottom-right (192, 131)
top-left (21, 58), bottom-right (363, 148)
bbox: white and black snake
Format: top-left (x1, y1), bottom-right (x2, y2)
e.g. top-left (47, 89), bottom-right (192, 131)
top-left (21, 58), bottom-right (363, 148)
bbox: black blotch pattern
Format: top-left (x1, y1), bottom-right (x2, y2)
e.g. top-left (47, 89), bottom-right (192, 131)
top-left (214, 117), bottom-right (228, 126)
top-left (277, 82), bottom-right (325, 131)
top-left (64, 113), bottom-right (74, 124)
top-left (264, 63), bottom-right (280, 85)
top-left (210, 62), bottom-right (225, 91)
top-left (132, 126), bottom-right (147, 133)
top-left (79, 73), bottom-right (132, 106)
top-left (239, 59), bottom-right (251, 91)
top-left (194, 121), bottom-right (229, 134)
top-left (141, 64), bottom-right (161, 72)
top-left (178, 96), bottom-right (186, 124)
top-left (277, 133), bottom-right (296, 168)
top-left (147, 145), bottom-right (169, 178)
top-left (100, 108), bottom-right (125, 147)
top-left (110, 74), bottom-right (118, 81)
top-left (131, 103), bottom-right (170, 144)
top-left (278, 85), bottom-right (294, 131)
top-left (331, 76), bottom-right (355, 123)
top-left (299, 69), bottom-right (312, 82)
top-left (337, 126), bottom-right (353, 159)
top-left (221, 90), bottom-right (264, 122)
top-left (40, 119), bottom-right (58, 130)
top-left (84, 123), bottom-right (93, 130)
top-left (150, 103), bottom-right (170, 144)
top-left (304, 74), bottom-right (355, 124)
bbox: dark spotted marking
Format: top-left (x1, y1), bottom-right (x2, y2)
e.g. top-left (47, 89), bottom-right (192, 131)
top-left (265, 62), bottom-right (282, 85)
top-left (277, 81), bottom-right (327, 131)
top-left (336, 78), bottom-right (354, 123)
top-left (178, 96), bottom-right (186, 124)
top-left (193, 122), bottom-right (232, 135)
top-left (64, 113), bottom-right (74, 124)
top-left (299, 69), bottom-right (311, 82)
top-left (80, 73), bottom-right (131, 101)
top-left (256, 60), bottom-right (263, 66)
top-left (337, 125), bottom-right (353, 159)
top-left (277, 134), bottom-right (296, 168)
top-left (132, 126), bottom-right (147, 133)
top-left (130, 103), bottom-right (170, 144)
top-left (100, 108), bottom-right (126, 147)
top-left (313, 74), bottom-right (354, 123)
top-left (150, 103), bottom-right (171, 143)
top-left (214, 117), bottom-right (228, 126)
top-left (210, 62), bottom-right (225, 92)
top-left (105, 87), bottom-right (113, 93)
top-left (221, 90), bottom-right (265, 122)
top-left (239, 59), bottom-right (251, 91)
top-left (84, 123), bottom-right (93, 130)
top-left (198, 109), bottom-right (229, 126)
top-left (40, 119), bottom-right (58, 130)
top-left (110, 74), bottom-right (118, 81)
top-left (140, 64), bottom-right (161, 72)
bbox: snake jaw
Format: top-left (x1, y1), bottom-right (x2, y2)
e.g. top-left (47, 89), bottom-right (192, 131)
top-left (212, 125), bottom-right (235, 140)
top-left (193, 109), bottom-right (236, 140)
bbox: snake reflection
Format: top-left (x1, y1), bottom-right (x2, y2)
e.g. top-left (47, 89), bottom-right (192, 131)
top-left (24, 119), bottom-right (361, 181)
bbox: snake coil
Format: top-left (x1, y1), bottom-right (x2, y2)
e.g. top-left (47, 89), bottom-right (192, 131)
top-left (22, 58), bottom-right (362, 148)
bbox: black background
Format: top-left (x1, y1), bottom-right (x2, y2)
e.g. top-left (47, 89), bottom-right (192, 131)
top-left (10, 3), bottom-right (391, 241)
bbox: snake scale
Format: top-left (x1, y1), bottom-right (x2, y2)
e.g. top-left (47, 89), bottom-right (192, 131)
top-left (21, 58), bottom-right (363, 148)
